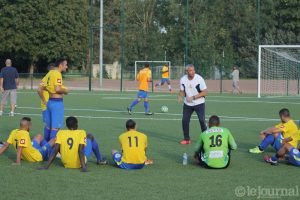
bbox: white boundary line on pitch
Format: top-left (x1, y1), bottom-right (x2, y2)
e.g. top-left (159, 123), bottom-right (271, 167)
top-left (14, 107), bottom-right (283, 122)
top-left (9, 112), bottom-right (280, 122)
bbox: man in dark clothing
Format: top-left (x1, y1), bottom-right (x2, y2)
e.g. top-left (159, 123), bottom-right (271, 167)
top-left (0, 59), bottom-right (19, 116)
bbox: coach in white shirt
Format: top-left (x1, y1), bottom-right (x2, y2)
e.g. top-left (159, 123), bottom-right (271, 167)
top-left (178, 64), bottom-right (207, 145)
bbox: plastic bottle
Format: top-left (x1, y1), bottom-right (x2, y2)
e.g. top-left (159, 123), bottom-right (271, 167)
top-left (183, 153), bottom-right (188, 165)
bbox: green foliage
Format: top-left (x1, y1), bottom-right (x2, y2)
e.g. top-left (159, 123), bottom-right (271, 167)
top-left (0, 0), bottom-right (88, 71)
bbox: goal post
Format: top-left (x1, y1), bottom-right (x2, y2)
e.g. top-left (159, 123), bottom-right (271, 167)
top-left (257, 45), bottom-right (300, 98)
top-left (134, 61), bottom-right (171, 81)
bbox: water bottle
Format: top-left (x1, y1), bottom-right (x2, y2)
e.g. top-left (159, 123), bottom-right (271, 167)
top-left (183, 153), bottom-right (188, 165)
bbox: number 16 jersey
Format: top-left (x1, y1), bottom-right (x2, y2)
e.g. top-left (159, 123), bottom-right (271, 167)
top-left (56, 130), bottom-right (87, 168)
top-left (119, 130), bottom-right (148, 164)
top-left (195, 126), bottom-right (237, 168)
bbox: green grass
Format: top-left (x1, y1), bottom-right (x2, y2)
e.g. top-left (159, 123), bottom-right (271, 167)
top-left (0, 91), bottom-right (300, 200)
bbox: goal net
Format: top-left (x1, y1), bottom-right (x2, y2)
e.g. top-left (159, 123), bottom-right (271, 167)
top-left (258, 45), bottom-right (300, 97)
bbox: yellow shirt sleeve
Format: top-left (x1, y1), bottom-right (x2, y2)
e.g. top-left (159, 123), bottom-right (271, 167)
top-left (80, 131), bottom-right (87, 146)
top-left (56, 131), bottom-right (62, 144)
top-left (18, 131), bottom-right (30, 148)
top-left (54, 71), bottom-right (63, 86)
top-left (6, 130), bottom-right (15, 144)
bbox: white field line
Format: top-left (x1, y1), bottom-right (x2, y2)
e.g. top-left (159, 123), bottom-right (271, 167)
top-left (11, 107), bottom-right (283, 122)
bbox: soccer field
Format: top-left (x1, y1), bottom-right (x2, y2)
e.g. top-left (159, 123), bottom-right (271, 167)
top-left (0, 91), bottom-right (299, 200)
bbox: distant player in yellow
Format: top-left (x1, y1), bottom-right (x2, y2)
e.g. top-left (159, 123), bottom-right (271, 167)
top-left (0, 117), bottom-right (54, 165)
top-left (249, 108), bottom-right (299, 153)
top-left (155, 64), bottom-right (172, 92)
top-left (112, 119), bottom-right (153, 170)
top-left (37, 63), bottom-right (56, 142)
top-left (43, 59), bottom-right (68, 140)
top-left (39, 116), bottom-right (107, 172)
top-left (127, 63), bottom-right (153, 115)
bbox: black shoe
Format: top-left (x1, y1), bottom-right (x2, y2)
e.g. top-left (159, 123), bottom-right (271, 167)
top-left (145, 112), bottom-right (153, 115)
top-left (97, 159), bottom-right (108, 165)
top-left (127, 107), bottom-right (132, 115)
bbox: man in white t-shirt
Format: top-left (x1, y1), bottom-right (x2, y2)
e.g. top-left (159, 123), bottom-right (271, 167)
top-left (178, 64), bottom-right (207, 145)
top-left (231, 66), bottom-right (242, 94)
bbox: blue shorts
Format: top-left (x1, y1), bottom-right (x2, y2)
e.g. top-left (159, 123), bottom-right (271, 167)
top-left (42, 109), bottom-right (50, 128)
top-left (161, 78), bottom-right (170, 85)
top-left (288, 148), bottom-right (300, 166)
top-left (112, 152), bottom-right (145, 170)
top-left (32, 140), bottom-right (51, 160)
top-left (272, 134), bottom-right (284, 151)
top-left (84, 138), bottom-right (93, 160)
top-left (137, 90), bottom-right (148, 99)
top-left (46, 98), bottom-right (64, 129)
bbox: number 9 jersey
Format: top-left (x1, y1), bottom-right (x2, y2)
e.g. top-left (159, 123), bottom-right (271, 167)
top-left (56, 130), bottom-right (87, 168)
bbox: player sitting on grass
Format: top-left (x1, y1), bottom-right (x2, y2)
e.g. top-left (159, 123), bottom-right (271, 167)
top-left (39, 116), bottom-right (107, 172)
top-left (0, 117), bottom-right (55, 165)
top-left (112, 119), bottom-right (153, 170)
top-left (264, 134), bottom-right (300, 166)
top-left (194, 115), bottom-right (237, 169)
top-left (249, 108), bottom-right (298, 154)
top-left (154, 64), bottom-right (172, 92)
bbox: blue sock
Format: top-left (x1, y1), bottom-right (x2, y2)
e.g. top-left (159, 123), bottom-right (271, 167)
top-left (91, 139), bottom-right (102, 161)
top-left (129, 99), bottom-right (139, 109)
top-left (50, 129), bottom-right (59, 140)
top-left (44, 127), bottom-right (50, 142)
top-left (144, 101), bottom-right (149, 113)
top-left (259, 134), bottom-right (275, 150)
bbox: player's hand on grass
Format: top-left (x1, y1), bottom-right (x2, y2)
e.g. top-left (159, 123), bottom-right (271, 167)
top-left (81, 167), bottom-right (87, 172)
top-left (12, 162), bottom-right (21, 166)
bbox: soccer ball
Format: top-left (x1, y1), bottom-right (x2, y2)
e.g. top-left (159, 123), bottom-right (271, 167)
top-left (161, 105), bottom-right (168, 113)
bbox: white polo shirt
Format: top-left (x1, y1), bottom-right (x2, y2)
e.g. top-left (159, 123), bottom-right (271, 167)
top-left (180, 74), bottom-right (207, 106)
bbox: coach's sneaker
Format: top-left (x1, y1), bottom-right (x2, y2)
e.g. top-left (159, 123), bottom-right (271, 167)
top-left (180, 140), bottom-right (191, 145)
top-left (249, 146), bottom-right (264, 154)
top-left (264, 155), bottom-right (278, 165)
top-left (127, 107), bottom-right (132, 115)
top-left (9, 112), bottom-right (14, 117)
top-left (145, 112), bottom-right (153, 115)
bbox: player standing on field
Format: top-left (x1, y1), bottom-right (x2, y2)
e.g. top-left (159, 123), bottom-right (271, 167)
top-left (154, 64), bottom-right (172, 92)
top-left (43, 59), bottom-right (68, 140)
top-left (37, 63), bottom-right (56, 141)
top-left (178, 64), bottom-right (207, 145)
top-left (127, 63), bottom-right (153, 115)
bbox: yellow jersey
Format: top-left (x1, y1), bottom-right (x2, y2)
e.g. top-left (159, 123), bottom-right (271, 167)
top-left (275, 119), bottom-right (299, 148)
top-left (6, 129), bottom-right (43, 162)
top-left (137, 68), bottom-right (151, 91)
top-left (162, 65), bottom-right (169, 78)
top-left (56, 130), bottom-right (87, 168)
top-left (45, 70), bottom-right (63, 94)
top-left (119, 130), bottom-right (147, 164)
top-left (40, 71), bottom-right (53, 110)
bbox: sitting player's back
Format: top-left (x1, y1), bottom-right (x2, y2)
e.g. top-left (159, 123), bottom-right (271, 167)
top-left (56, 129), bottom-right (87, 168)
top-left (119, 130), bottom-right (147, 164)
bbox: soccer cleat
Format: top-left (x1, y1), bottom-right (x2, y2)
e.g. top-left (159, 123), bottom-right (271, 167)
top-left (264, 155), bottom-right (278, 165)
top-left (127, 107), bottom-right (132, 115)
top-left (145, 112), bottom-right (153, 115)
top-left (145, 159), bottom-right (153, 165)
top-left (97, 159), bottom-right (108, 165)
top-left (249, 146), bottom-right (264, 153)
top-left (9, 112), bottom-right (14, 117)
top-left (180, 140), bottom-right (191, 145)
